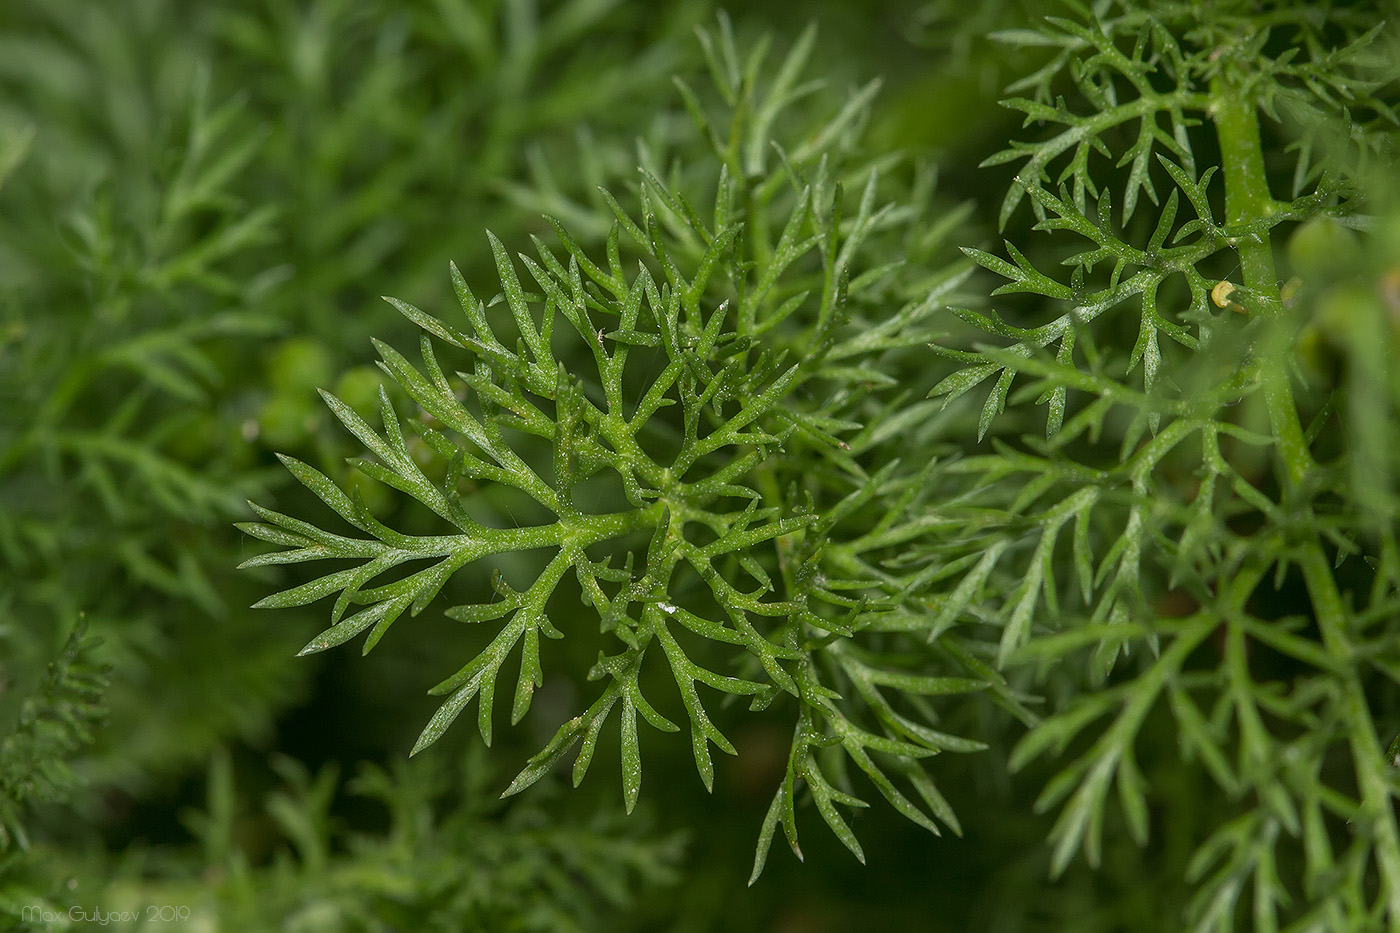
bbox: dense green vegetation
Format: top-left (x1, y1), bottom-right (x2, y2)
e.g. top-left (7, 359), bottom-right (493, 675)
top-left (3, 1), bottom-right (1399, 929)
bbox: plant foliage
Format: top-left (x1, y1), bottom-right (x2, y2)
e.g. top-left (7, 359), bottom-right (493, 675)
top-left (175, 748), bottom-right (684, 931)
top-left (0, 621), bottom-right (108, 856)
top-left (244, 16), bottom-right (984, 877)
top-left (247, 1), bottom-right (1400, 926)
top-left (923, 1), bottom-right (1400, 928)
top-left (4, 0), bottom-right (1398, 928)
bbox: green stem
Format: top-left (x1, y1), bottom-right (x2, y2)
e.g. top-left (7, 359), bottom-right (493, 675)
top-left (1209, 76), bottom-right (1278, 293)
top-left (1212, 71), bottom-right (1400, 926)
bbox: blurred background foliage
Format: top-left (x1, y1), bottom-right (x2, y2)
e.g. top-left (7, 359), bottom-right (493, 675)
top-left (13, 0), bottom-right (1373, 929)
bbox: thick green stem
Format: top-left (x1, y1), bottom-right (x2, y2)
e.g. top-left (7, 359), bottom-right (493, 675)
top-left (1209, 76), bottom-right (1312, 490)
top-left (1212, 71), bottom-right (1400, 926)
top-left (1210, 76), bottom-right (1278, 293)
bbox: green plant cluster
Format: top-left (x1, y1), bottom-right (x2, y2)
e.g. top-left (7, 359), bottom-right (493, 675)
top-left (930, 4), bottom-right (1400, 927)
top-left (173, 747), bottom-right (683, 932)
top-left (244, 16), bottom-right (985, 878)
top-left (0, 0), bottom-right (715, 928)
top-left (0, 622), bottom-right (106, 857)
top-left (5, 0), bottom-right (1400, 929)
top-left (247, 1), bottom-right (1400, 927)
